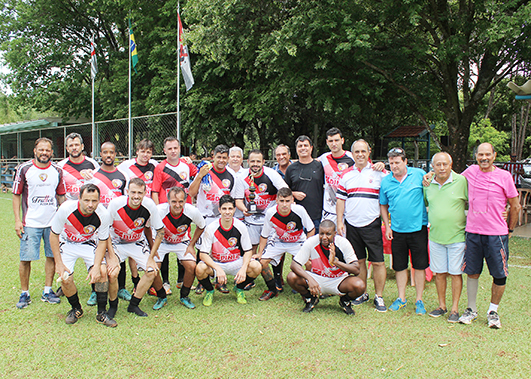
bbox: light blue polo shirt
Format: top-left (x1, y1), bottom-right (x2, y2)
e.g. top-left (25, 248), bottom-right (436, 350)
top-left (379, 167), bottom-right (428, 233)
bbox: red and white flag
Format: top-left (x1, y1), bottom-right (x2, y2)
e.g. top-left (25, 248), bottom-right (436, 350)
top-left (178, 13), bottom-right (194, 91)
top-left (90, 39), bottom-right (98, 80)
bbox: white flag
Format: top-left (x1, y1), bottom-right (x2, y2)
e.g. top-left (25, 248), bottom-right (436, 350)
top-left (90, 39), bottom-right (98, 80)
top-left (178, 14), bottom-right (194, 91)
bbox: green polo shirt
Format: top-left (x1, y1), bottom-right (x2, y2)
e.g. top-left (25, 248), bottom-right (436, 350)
top-left (424, 171), bottom-right (468, 245)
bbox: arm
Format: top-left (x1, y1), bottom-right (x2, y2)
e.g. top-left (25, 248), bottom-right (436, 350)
top-left (87, 238), bottom-right (108, 283)
top-left (422, 171), bottom-right (434, 187)
top-left (185, 226), bottom-right (204, 259)
top-left (146, 228), bottom-right (165, 271)
top-left (255, 236), bottom-right (268, 260)
top-left (151, 192), bottom-right (160, 205)
top-left (336, 198), bottom-right (346, 236)
top-left (306, 228), bottom-right (315, 238)
top-left (371, 162), bottom-right (385, 172)
top-left (380, 204), bottom-right (393, 241)
top-left (236, 199), bottom-right (249, 216)
top-left (507, 196), bottom-right (521, 238)
top-left (56, 194), bottom-right (66, 205)
top-left (234, 249), bottom-right (253, 284)
top-left (188, 164), bottom-right (210, 198)
top-left (144, 227), bottom-right (154, 250)
top-left (290, 259), bottom-right (321, 296)
top-left (105, 240), bottom-right (120, 277)
top-left (332, 259), bottom-right (360, 276)
top-left (12, 194), bottom-right (23, 238)
top-left (199, 251), bottom-right (227, 285)
top-left (292, 191), bottom-right (307, 201)
top-left (50, 232), bottom-right (69, 277)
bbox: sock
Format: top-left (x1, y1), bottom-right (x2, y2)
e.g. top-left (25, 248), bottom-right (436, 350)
top-left (488, 303), bottom-right (499, 314)
top-left (341, 294), bottom-right (352, 303)
top-left (237, 276), bottom-right (257, 290)
top-left (161, 254), bottom-right (170, 283)
top-left (156, 287), bottom-right (167, 299)
top-left (301, 291), bottom-right (311, 299)
top-left (177, 261), bottom-right (185, 283)
top-left (21, 290), bottom-right (29, 296)
top-left (118, 261), bottom-right (126, 289)
top-left (467, 277), bottom-right (479, 312)
top-left (129, 296), bottom-right (142, 308)
top-left (43, 286), bottom-right (52, 294)
top-left (273, 255), bottom-right (285, 281)
top-left (180, 286), bottom-right (191, 299)
top-left (107, 297), bottom-right (119, 319)
top-left (96, 291), bottom-right (108, 314)
top-left (91, 283), bottom-right (95, 292)
top-left (199, 278), bottom-right (214, 292)
top-left (109, 297), bottom-right (118, 309)
top-left (265, 279), bottom-right (278, 293)
top-left (67, 292), bottom-right (81, 310)
top-left (131, 275), bottom-right (140, 289)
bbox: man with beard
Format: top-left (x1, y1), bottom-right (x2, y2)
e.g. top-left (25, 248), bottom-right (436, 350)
top-left (118, 139), bottom-right (159, 198)
top-left (13, 138), bottom-right (66, 308)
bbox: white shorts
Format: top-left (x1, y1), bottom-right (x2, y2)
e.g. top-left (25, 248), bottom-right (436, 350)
top-left (155, 241), bottom-right (196, 263)
top-left (429, 240), bottom-right (465, 275)
top-left (244, 222), bottom-right (262, 246)
top-left (307, 271), bottom-right (348, 296)
top-left (60, 241), bottom-right (98, 273)
top-left (210, 257), bottom-right (244, 277)
top-left (113, 240), bottom-right (152, 271)
top-left (262, 241), bottom-right (303, 266)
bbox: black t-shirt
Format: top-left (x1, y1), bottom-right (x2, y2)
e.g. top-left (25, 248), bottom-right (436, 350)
top-left (284, 160), bottom-right (324, 220)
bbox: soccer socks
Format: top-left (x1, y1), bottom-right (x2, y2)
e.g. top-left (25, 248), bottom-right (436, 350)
top-left (177, 261), bottom-right (185, 283)
top-left (198, 278), bottom-right (214, 292)
top-left (118, 261), bottom-right (127, 289)
top-left (237, 276), bottom-right (257, 290)
top-left (96, 291), bottom-right (108, 314)
top-left (161, 254), bottom-right (170, 283)
top-left (108, 298), bottom-right (119, 319)
top-left (131, 275), bottom-right (140, 289)
top-left (67, 292), bottom-right (82, 310)
top-left (128, 295), bottom-right (147, 316)
top-left (180, 286), bottom-right (191, 299)
top-left (467, 277), bottom-right (479, 312)
top-left (488, 303), bottom-right (499, 315)
top-left (156, 287), bottom-right (167, 299)
top-left (265, 279), bottom-right (278, 293)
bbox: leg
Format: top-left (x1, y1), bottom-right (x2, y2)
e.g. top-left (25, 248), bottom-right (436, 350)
top-left (491, 283), bottom-right (506, 305)
top-left (44, 257), bottom-right (55, 287)
top-left (286, 271), bottom-right (309, 295)
top-left (338, 276), bottom-right (366, 300)
top-left (259, 258), bottom-right (278, 295)
top-left (357, 258), bottom-right (368, 287)
top-left (434, 272), bottom-right (448, 310)
top-left (414, 269), bottom-right (425, 301)
top-left (450, 274), bottom-right (462, 314)
top-left (372, 262), bottom-right (386, 297)
top-left (19, 261), bottom-right (31, 292)
top-left (395, 270), bottom-right (408, 301)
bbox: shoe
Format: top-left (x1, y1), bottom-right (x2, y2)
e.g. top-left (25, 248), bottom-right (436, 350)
top-left (203, 290), bottom-right (214, 306)
top-left (429, 307), bottom-right (447, 318)
top-left (243, 281), bottom-right (256, 291)
top-left (235, 287), bottom-right (247, 304)
top-left (96, 312), bottom-right (117, 327)
top-left (163, 282), bottom-right (172, 295)
top-left (65, 308), bottom-right (84, 324)
top-left (195, 283), bottom-right (205, 295)
top-left (339, 298), bottom-right (355, 316)
top-left (319, 294), bottom-right (332, 299)
top-left (41, 290), bottom-right (61, 304)
top-left (415, 300), bottom-right (426, 315)
top-left (459, 308), bottom-right (478, 325)
top-left (487, 311), bottom-right (502, 329)
top-left (180, 297), bottom-right (196, 309)
top-left (148, 287), bottom-right (157, 296)
top-left (302, 296), bottom-right (319, 313)
top-left (373, 295), bottom-right (387, 312)
top-left (176, 282), bottom-right (183, 289)
top-left (275, 277), bottom-right (284, 293)
top-left (117, 288), bottom-right (132, 301)
top-left (352, 292), bottom-right (370, 305)
top-left (16, 293), bottom-right (31, 309)
top-left (87, 291), bottom-right (97, 306)
top-left (56, 287), bottom-right (64, 297)
top-left (447, 311), bottom-right (460, 323)
top-left (127, 305), bottom-right (148, 317)
top-left (259, 290), bottom-right (279, 301)
top-left (215, 282), bottom-right (230, 294)
top-left (388, 297), bottom-right (407, 311)
top-left (153, 297), bottom-right (168, 310)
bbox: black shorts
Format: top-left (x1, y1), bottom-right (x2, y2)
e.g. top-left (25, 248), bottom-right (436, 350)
top-left (391, 225), bottom-right (429, 271)
top-left (463, 233), bottom-right (509, 278)
top-left (345, 218), bottom-right (384, 263)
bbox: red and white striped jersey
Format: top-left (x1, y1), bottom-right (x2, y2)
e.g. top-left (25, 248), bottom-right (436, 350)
top-left (318, 151), bottom-right (355, 215)
top-left (196, 167), bottom-right (243, 218)
top-left (200, 218), bottom-right (252, 262)
top-left (260, 204), bottom-right (314, 244)
top-left (88, 167), bottom-right (128, 208)
top-left (51, 200), bottom-right (110, 243)
top-left (58, 156), bottom-right (99, 200)
top-left (152, 159), bottom-right (197, 204)
top-left (157, 203), bottom-right (206, 244)
top-left (118, 158), bottom-right (158, 198)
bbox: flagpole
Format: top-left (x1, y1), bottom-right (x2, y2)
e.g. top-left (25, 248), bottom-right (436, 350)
top-left (128, 16), bottom-right (132, 159)
top-left (177, 3), bottom-right (181, 142)
top-left (91, 37), bottom-right (96, 159)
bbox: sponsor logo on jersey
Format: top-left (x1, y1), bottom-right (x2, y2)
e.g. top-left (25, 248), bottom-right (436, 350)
top-left (133, 217), bottom-right (145, 228)
top-left (84, 225), bottom-right (96, 234)
top-left (38, 173), bottom-right (48, 182)
top-left (286, 221), bottom-right (296, 231)
top-left (228, 237), bottom-right (237, 247)
top-left (222, 179), bottom-right (231, 188)
top-left (258, 183), bottom-right (267, 192)
top-left (31, 195), bottom-right (55, 206)
top-left (177, 225), bottom-right (187, 233)
top-left (112, 179), bottom-right (123, 188)
top-left (144, 171), bottom-right (153, 180)
top-left (179, 172), bottom-right (188, 180)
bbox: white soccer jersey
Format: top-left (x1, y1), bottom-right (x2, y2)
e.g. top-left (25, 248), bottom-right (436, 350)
top-left (51, 200), bottom-right (110, 243)
top-left (107, 195), bottom-right (163, 244)
top-left (58, 156), bottom-right (100, 200)
top-left (118, 158), bottom-right (159, 198)
top-left (200, 218), bottom-right (252, 262)
top-left (196, 167), bottom-right (243, 218)
top-left (157, 202), bottom-right (206, 244)
top-left (12, 160), bottom-right (66, 228)
top-left (88, 167), bottom-right (128, 208)
top-left (336, 163), bottom-right (387, 227)
top-left (293, 235), bottom-right (357, 278)
top-left (318, 151), bottom-right (355, 215)
top-left (261, 204), bottom-right (314, 244)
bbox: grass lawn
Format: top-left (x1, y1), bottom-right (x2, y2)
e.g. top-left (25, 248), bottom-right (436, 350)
top-left (1, 191), bottom-right (530, 378)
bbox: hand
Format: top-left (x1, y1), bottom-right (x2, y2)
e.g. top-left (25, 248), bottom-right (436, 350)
top-left (215, 267), bottom-right (227, 285)
top-left (243, 209), bottom-right (251, 217)
top-left (146, 256), bottom-right (159, 273)
top-left (502, 210), bottom-right (508, 222)
top-left (293, 191), bottom-right (306, 201)
top-left (234, 267), bottom-right (247, 284)
top-left (106, 253), bottom-right (120, 277)
top-left (422, 171), bottom-right (434, 187)
top-left (15, 220), bottom-right (24, 239)
top-left (87, 264), bottom-right (102, 284)
top-left (252, 252), bottom-right (262, 260)
top-left (337, 221), bottom-right (345, 237)
top-left (328, 243), bottom-right (336, 266)
top-left (55, 262), bottom-right (71, 278)
top-left (307, 277), bottom-right (321, 297)
top-left (385, 227), bottom-right (393, 241)
top-left (198, 164), bottom-right (211, 178)
top-left (185, 245), bottom-right (197, 260)
top-left (372, 162), bottom-right (385, 172)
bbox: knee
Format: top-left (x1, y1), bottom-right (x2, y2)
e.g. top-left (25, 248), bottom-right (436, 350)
top-left (144, 269), bottom-right (157, 281)
top-left (183, 261), bottom-right (196, 273)
top-left (286, 272), bottom-right (298, 286)
top-left (248, 260), bottom-right (262, 276)
top-left (371, 261), bottom-right (385, 267)
top-left (196, 262), bottom-right (207, 279)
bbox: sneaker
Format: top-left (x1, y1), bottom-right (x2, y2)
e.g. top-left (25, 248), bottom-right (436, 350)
top-left (339, 298), bottom-right (355, 316)
top-left (447, 311), bottom-right (460, 323)
top-left (87, 291), bottom-right (97, 306)
top-left (96, 312), bottom-right (117, 327)
top-left (65, 308), bottom-right (84, 324)
top-left (148, 287), bottom-right (157, 296)
top-left (415, 300), bottom-right (427, 315)
top-left (487, 311), bottom-right (502, 329)
top-left (163, 282), bottom-right (172, 295)
top-left (429, 307), bottom-right (447, 318)
top-left (153, 297), bottom-right (168, 310)
top-left (373, 295), bottom-right (387, 312)
top-left (41, 290), bottom-right (61, 304)
top-left (215, 282), bottom-right (230, 294)
top-left (180, 297), bottom-right (196, 309)
top-left (117, 288), bottom-right (132, 301)
top-left (259, 290), bottom-right (279, 301)
top-left (243, 281), bottom-right (256, 291)
top-left (352, 292), bottom-right (370, 305)
top-left (235, 287), bottom-right (247, 304)
top-left (302, 296), bottom-right (319, 313)
top-left (459, 308), bottom-right (478, 325)
top-left (388, 297), bottom-right (407, 311)
top-left (16, 293), bottom-right (31, 309)
top-left (195, 283), bottom-right (205, 295)
top-left (203, 290), bottom-right (214, 306)
top-left (127, 304), bottom-right (148, 317)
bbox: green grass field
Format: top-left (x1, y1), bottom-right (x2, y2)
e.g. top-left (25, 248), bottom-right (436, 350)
top-left (1, 191), bottom-right (530, 378)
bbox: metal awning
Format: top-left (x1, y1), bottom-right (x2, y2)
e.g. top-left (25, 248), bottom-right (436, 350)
top-left (0, 119), bottom-right (58, 135)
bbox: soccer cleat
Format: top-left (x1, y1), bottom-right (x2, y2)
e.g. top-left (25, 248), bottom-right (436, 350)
top-left (195, 283), bottom-right (205, 295)
top-left (487, 311), bottom-right (502, 329)
top-left (127, 305), bottom-right (148, 317)
top-left (235, 287), bottom-right (247, 304)
top-left (203, 290), bottom-right (214, 306)
top-left (447, 311), bottom-right (460, 323)
top-left (415, 300), bottom-right (427, 315)
top-left (259, 290), bottom-right (279, 301)
top-left (373, 295), bottom-right (387, 313)
top-left (339, 298), bottom-right (355, 316)
top-left (16, 293), bottom-right (31, 309)
top-left (163, 282), bottom-right (172, 295)
top-left (148, 287), bottom-right (157, 296)
top-left (215, 282), bottom-right (230, 294)
top-left (96, 312), bottom-right (117, 327)
top-left (87, 291), bottom-right (97, 306)
top-left (65, 308), bottom-right (84, 324)
top-left (275, 277), bottom-right (284, 293)
top-left (243, 281), bottom-right (256, 291)
top-left (352, 292), bottom-right (370, 305)
top-left (388, 297), bottom-right (407, 311)
top-left (429, 307), bottom-right (448, 318)
top-left (302, 296), bottom-right (319, 313)
top-left (153, 297), bottom-right (168, 310)
top-left (459, 308), bottom-right (478, 325)
top-left (117, 288), bottom-right (132, 301)
top-left (180, 297), bottom-right (196, 309)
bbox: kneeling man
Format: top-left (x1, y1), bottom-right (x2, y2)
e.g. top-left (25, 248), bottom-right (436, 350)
top-left (287, 220), bottom-right (365, 315)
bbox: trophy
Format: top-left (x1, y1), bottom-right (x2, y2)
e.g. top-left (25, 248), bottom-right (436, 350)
top-left (247, 174), bottom-right (258, 214)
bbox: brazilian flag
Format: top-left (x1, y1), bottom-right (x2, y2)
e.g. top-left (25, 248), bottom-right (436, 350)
top-left (129, 19), bottom-right (138, 73)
